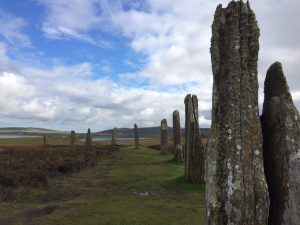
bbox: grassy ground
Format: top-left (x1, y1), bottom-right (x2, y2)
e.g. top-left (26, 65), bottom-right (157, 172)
top-left (0, 140), bottom-right (205, 225)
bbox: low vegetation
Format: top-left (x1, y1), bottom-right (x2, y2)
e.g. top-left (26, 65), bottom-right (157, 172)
top-left (0, 144), bottom-right (115, 201)
top-left (0, 139), bottom-right (204, 225)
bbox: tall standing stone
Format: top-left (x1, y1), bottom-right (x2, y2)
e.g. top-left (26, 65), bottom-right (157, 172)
top-left (134, 124), bottom-right (139, 149)
top-left (85, 128), bottom-right (92, 146)
top-left (43, 134), bottom-right (48, 146)
top-left (206, 2), bottom-right (269, 225)
top-left (261, 62), bottom-right (300, 225)
top-left (111, 127), bottom-right (117, 147)
top-left (184, 94), bottom-right (205, 183)
top-left (160, 119), bottom-right (168, 154)
top-left (70, 130), bottom-right (76, 146)
top-left (173, 110), bottom-right (183, 161)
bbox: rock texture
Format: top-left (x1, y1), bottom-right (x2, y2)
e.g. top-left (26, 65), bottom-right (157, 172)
top-left (70, 130), bottom-right (76, 145)
top-left (206, 2), bottom-right (269, 225)
top-left (43, 134), bottom-right (48, 146)
top-left (134, 124), bottom-right (139, 149)
top-left (184, 94), bottom-right (205, 183)
top-left (85, 128), bottom-right (92, 146)
top-left (173, 110), bottom-right (183, 161)
top-left (261, 62), bottom-right (300, 225)
top-left (160, 119), bottom-right (168, 154)
top-left (111, 127), bottom-right (117, 147)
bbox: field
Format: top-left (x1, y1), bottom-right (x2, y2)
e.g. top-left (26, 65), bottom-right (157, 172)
top-left (0, 138), bottom-right (205, 225)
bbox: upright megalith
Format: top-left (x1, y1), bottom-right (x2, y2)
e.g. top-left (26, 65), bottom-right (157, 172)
top-left (184, 94), bottom-right (205, 183)
top-left (160, 119), bottom-right (168, 154)
top-left (43, 134), bottom-right (48, 146)
top-left (173, 110), bottom-right (183, 161)
top-left (261, 62), bottom-right (300, 225)
top-left (111, 127), bottom-right (117, 147)
top-left (134, 124), bottom-right (139, 149)
top-left (206, 2), bottom-right (269, 225)
top-left (70, 130), bottom-right (76, 145)
top-left (85, 128), bottom-right (92, 146)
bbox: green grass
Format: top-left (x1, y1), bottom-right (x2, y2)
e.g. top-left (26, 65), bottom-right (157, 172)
top-left (0, 144), bottom-right (205, 225)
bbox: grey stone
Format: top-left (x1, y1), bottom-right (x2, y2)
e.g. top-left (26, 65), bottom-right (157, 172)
top-left (184, 94), bottom-right (205, 183)
top-left (70, 130), bottom-right (76, 146)
top-left (85, 128), bottom-right (92, 146)
top-left (206, 1), bottom-right (269, 225)
top-left (261, 62), bottom-right (300, 225)
top-left (173, 110), bottom-right (183, 161)
top-left (43, 134), bottom-right (48, 146)
top-left (111, 127), bottom-right (117, 147)
top-left (134, 124), bottom-right (139, 149)
top-left (160, 119), bottom-right (168, 154)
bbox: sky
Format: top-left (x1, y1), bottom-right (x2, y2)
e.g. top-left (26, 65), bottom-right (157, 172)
top-left (0, 0), bottom-right (299, 132)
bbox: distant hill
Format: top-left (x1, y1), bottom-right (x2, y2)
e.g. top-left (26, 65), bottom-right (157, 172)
top-left (95, 127), bottom-right (211, 138)
top-left (0, 127), bottom-right (65, 135)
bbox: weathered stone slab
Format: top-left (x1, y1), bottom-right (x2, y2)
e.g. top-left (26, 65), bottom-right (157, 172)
top-left (111, 127), bottom-right (117, 147)
top-left (85, 128), bottom-right (92, 146)
top-left (184, 94), bottom-right (205, 183)
top-left (206, 1), bottom-right (269, 224)
top-left (160, 119), bottom-right (168, 154)
top-left (173, 110), bottom-right (183, 161)
top-left (134, 124), bottom-right (139, 149)
top-left (43, 134), bottom-right (48, 146)
top-left (70, 130), bottom-right (76, 146)
top-left (261, 62), bottom-right (300, 225)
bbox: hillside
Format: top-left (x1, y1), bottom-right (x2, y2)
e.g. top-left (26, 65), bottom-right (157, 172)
top-left (95, 127), bottom-right (210, 138)
top-left (0, 127), bottom-right (66, 135)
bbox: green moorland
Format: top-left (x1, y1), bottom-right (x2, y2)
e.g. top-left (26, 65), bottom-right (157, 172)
top-left (0, 138), bottom-right (205, 225)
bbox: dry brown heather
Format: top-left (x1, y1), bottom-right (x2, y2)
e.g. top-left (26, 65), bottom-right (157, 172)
top-left (0, 145), bottom-right (116, 201)
top-left (207, 1), bottom-right (269, 224)
top-left (261, 62), bottom-right (300, 225)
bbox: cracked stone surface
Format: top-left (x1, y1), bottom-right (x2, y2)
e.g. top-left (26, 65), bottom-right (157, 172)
top-left (261, 62), bottom-right (300, 225)
top-left (206, 1), bottom-right (269, 224)
top-left (160, 119), bottom-right (168, 154)
top-left (173, 110), bottom-right (183, 161)
top-left (184, 94), bottom-right (205, 183)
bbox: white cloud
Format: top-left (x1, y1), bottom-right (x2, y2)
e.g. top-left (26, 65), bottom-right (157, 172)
top-left (0, 9), bottom-right (31, 47)
top-left (0, 0), bottom-right (299, 132)
top-left (37, 0), bottom-right (111, 47)
top-left (0, 72), bottom-right (34, 111)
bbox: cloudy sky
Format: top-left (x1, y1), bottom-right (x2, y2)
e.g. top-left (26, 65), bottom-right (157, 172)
top-left (0, 0), bottom-right (299, 132)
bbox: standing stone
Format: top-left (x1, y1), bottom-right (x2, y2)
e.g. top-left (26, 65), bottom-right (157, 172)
top-left (70, 130), bottom-right (76, 146)
top-left (261, 62), bottom-right (300, 225)
top-left (43, 134), bottom-right (48, 146)
top-left (206, 2), bottom-right (269, 225)
top-left (85, 128), bottom-right (92, 146)
top-left (173, 110), bottom-right (183, 161)
top-left (111, 127), bottom-right (117, 147)
top-left (134, 124), bottom-right (139, 149)
top-left (160, 119), bottom-right (168, 154)
top-left (184, 94), bottom-right (205, 183)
